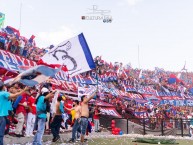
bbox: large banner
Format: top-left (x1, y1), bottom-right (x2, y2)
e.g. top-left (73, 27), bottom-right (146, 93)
top-left (160, 100), bottom-right (186, 106)
top-left (100, 107), bottom-right (121, 118)
top-left (0, 50), bottom-right (36, 72)
top-left (78, 86), bottom-right (96, 100)
top-left (89, 100), bottom-right (114, 107)
top-left (134, 112), bottom-right (148, 118)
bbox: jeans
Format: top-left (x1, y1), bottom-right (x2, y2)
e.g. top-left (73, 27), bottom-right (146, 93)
top-left (19, 47), bottom-right (23, 56)
top-left (26, 113), bottom-right (36, 136)
top-left (72, 119), bottom-right (81, 141)
top-left (80, 118), bottom-right (88, 135)
top-left (10, 45), bottom-right (16, 53)
top-left (23, 50), bottom-right (28, 57)
top-left (190, 128), bottom-right (193, 137)
top-left (0, 117), bottom-right (6, 145)
top-left (50, 115), bottom-right (63, 138)
top-left (65, 114), bottom-right (72, 129)
top-left (32, 118), bottom-right (46, 145)
top-left (94, 119), bottom-right (100, 131)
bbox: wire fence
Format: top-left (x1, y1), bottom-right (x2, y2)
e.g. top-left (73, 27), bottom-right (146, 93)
top-left (99, 115), bottom-right (192, 137)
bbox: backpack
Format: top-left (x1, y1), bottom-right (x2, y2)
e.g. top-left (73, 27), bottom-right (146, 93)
top-left (12, 96), bottom-right (22, 112)
top-left (36, 95), bottom-right (50, 115)
top-left (45, 100), bottom-right (50, 113)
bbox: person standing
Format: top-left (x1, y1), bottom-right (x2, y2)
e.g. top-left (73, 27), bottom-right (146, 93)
top-left (80, 91), bottom-right (96, 145)
top-left (0, 81), bottom-right (28, 145)
top-left (25, 91), bottom-right (37, 137)
top-left (189, 115), bottom-right (193, 137)
top-left (32, 88), bottom-right (55, 145)
top-left (68, 100), bottom-right (81, 143)
top-left (50, 96), bottom-right (64, 142)
top-left (93, 106), bottom-right (101, 132)
top-left (14, 89), bottom-right (30, 137)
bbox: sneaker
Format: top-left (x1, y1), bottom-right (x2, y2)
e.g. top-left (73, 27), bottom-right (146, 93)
top-left (52, 137), bottom-right (56, 142)
top-left (15, 134), bottom-right (24, 137)
top-left (53, 136), bottom-right (60, 142)
top-left (25, 135), bottom-right (30, 138)
top-left (30, 134), bottom-right (34, 137)
top-left (68, 138), bottom-right (75, 143)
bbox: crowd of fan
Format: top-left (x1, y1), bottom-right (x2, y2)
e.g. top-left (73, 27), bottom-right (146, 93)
top-left (1, 27), bottom-right (193, 141)
top-left (0, 81), bottom-right (100, 144)
top-left (94, 56), bottom-right (193, 95)
top-left (0, 29), bottom-right (48, 61)
top-left (93, 56), bottom-right (193, 131)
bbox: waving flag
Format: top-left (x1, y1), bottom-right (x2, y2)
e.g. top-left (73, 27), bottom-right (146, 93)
top-left (78, 86), bottom-right (96, 101)
top-left (0, 12), bottom-right (5, 28)
top-left (0, 36), bottom-right (5, 43)
top-left (8, 65), bottom-right (60, 87)
top-left (40, 33), bottom-right (96, 77)
top-left (5, 26), bottom-right (20, 36)
top-left (28, 35), bottom-right (35, 43)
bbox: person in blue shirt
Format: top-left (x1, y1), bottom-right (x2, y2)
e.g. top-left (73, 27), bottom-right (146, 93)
top-left (0, 81), bottom-right (28, 145)
top-left (32, 87), bottom-right (55, 145)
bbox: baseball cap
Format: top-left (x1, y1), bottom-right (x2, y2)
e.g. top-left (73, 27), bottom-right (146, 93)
top-left (41, 87), bottom-right (49, 94)
top-left (0, 81), bottom-right (4, 87)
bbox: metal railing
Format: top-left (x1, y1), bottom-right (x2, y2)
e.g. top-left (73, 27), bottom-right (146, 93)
top-left (99, 116), bottom-right (192, 137)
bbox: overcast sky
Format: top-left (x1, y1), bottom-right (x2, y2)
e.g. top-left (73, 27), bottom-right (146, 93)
top-left (1, 0), bottom-right (193, 72)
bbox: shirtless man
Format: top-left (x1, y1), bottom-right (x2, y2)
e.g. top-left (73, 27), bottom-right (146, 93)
top-left (50, 96), bottom-right (64, 142)
top-left (80, 91), bottom-right (96, 144)
top-left (67, 100), bottom-right (81, 143)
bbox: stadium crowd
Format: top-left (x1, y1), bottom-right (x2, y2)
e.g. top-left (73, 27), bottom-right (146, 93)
top-left (1, 26), bottom-right (193, 145)
top-left (0, 81), bottom-right (99, 144)
top-left (0, 26), bottom-right (48, 62)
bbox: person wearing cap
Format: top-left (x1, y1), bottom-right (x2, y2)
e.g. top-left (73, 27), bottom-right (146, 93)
top-left (0, 81), bottom-right (28, 145)
top-left (32, 87), bottom-right (55, 145)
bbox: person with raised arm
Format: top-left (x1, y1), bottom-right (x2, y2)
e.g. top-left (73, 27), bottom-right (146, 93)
top-left (32, 88), bottom-right (55, 145)
top-left (0, 81), bottom-right (29, 145)
top-left (80, 91), bottom-right (97, 145)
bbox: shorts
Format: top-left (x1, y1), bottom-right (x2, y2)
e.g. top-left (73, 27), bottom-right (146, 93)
top-left (80, 117), bottom-right (88, 135)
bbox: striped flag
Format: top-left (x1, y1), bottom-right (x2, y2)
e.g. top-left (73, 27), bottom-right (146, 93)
top-left (8, 65), bottom-right (60, 87)
top-left (39, 33), bottom-right (96, 77)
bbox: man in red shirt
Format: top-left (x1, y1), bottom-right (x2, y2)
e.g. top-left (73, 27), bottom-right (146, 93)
top-left (64, 98), bottom-right (73, 129)
top-left (25, 91), bottom-right (37, 137)
top-left (15, 90), bottom-right (30, 137)
top-left (93, 106), bottom-right (101, 132)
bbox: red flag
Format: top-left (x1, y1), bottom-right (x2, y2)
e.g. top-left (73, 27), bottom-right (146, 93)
top-left (29, 35), bottom-right (35, 43)
top-left (109, 62), bottom-right (113, 69)
top-left (37, 59), bottom-right (68, 72)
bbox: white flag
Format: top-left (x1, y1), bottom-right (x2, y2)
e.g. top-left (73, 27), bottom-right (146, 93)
top-left (40, 33), bottom-right (96, 77)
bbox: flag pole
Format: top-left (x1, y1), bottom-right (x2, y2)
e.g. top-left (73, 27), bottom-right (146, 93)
top-left (19, 2), bottom-right (22, 31)
top-left (96, 66), bottom-right (99, 93)
top-left (138, 44), bottom-right (140, 69)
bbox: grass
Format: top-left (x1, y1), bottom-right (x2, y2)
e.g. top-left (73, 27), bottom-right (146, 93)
top-left (88, 137), bottom-right (193, 145)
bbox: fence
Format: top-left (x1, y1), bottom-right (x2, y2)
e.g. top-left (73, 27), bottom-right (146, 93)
top-left (100, 115), bottom-right (192, 137)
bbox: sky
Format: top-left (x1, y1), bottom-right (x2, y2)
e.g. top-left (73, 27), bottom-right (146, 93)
top-left (1, 0), bottom-right (193, 72)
